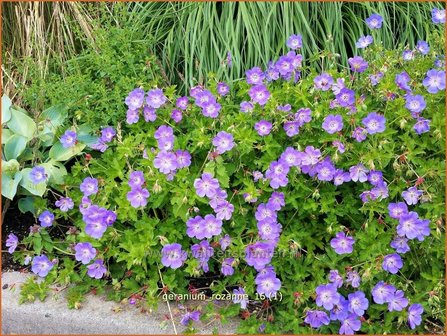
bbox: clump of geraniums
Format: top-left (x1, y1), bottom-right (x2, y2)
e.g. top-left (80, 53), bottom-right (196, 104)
top-left (7, 8), bottom-right (445, 334)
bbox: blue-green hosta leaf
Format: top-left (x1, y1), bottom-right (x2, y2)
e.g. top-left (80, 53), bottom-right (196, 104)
top-left (6, 108), bottom-right (37, 140)
top-left (39, 104), bottom-right (68, 129)
top-left (41, 160), bottom-right (68, 185)
top-left (49, 142), bottom-right (86, 161)
top-left (18, 196), bottom-right (37, 215)
top-left (4, 134), bottom-right (28, 160)
top-left (19, 168), bottom-right (47, 196)
top-left (1, 171), bottom-right (22, 200)
top-left (1, 159), bottom-right (20, 176)
top-left (1, 129), bottom-right (13, 144)
top-left (2, 95), bottom-right (12, 124)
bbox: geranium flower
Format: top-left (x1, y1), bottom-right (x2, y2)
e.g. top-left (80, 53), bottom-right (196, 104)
top-left (305, 310), bottom-right (330, 328)
top-left (38, 210), bottom-right (55, 227)
top-left (74, 242), bottom-right (97, 264)
top-left (255, 120), bottom-right (273, 136)
top-left (330, 232), bottom-right (355, 254)
top-left (212, 131), bottom-right (235, 154)
top-left (6, 233), bottom-right (18, 254)
top-left (32, 255), bottom-right (54, 277)
top-left (322, 114), bottom-right (343, 134)
top-left (55, 197), bottom-right (74, 212)
top-left (146, 88), bottom-right (167, 108)
top-left (87, 259), bottom-right (107, 279)
top-left (408, 304), bottom-right (424, 329)
top-left (372, 281), bottom-right (396, 304)
top-left (365, 13), bottom-right (383, 29)
top-left (382, 253), bottom-right (403, 274)
top-left (29, 166), bottom-right (47, 184)
top-left (161, 243), bottom-right (187, 269)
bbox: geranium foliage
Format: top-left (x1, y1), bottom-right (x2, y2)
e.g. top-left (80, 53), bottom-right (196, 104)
top-left (7, 10), bottom-right (446, 334)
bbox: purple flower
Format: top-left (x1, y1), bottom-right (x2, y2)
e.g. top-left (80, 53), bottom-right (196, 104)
top-left (330, 298), bottom-right (350, 322)
top-left (161, 243), bottom-right (187, 269)
top-left (388, 290), bottom-right (409, 312)
top-left (175, 150), bottom-right (191, 168)
top-left (388, 202), bottom-right (408, 219)
top-left (295, 108), bottom-right (312, 125)
top-left (305, 310), bottom-right (330, 328)
top-left (246, 67), bottom-right (265, 85)
top-left (316, 283), bottom-right (340, 310)
top-left (220, 234), bottom-right (231, 251)
top-left (408, 304), bottom-right (424, 329)
top-left (38, 210), bottom-right (55, 227)
top-left (283, 121), bottom-right (300, 137)
top-left (255, 120), bottom-right (273, 136)
top-left (29, 166), bottom-right (47, 184)
top-left (202, 102), bottom-right (221, 118)
top-left (201, 214), bottom-right (223, 238)
top-left (214, 200), bottom-right (234, 221)
top-left (226, 51), bottom-right (232, 67)
top-left (329, 270), bottom-right (343, 288)
top-left (348, 291), bottom-right (369, 316)
top-left (265, 160), bottom-right (290, 189)
top-left (348, 56), bottom-right (368, 72)
top-left (83, 207), bottom-right (108, 239)
top-left (372, 281), bottom-right (396, 304)
top-left (142, 106), bottom-right (157, 122)
top-left (316, 159), bottom-right (336, 182)
top-left (346, 270), bottom-right (361, 288)
top-left (416, 40), bottom-right (430, 55)
top-left (356, 35), bottom-right (373, 48)
top-left (186, 216), bottom-right (204, 239)
top-left (221, 258), bottom-right (234, 276)
top-left (349, 164), bottom-right (369, 182)
top-left (402, 49), bottom-right (415, 61)
top-left (391, 237), bottom-right (410, 254)
top-left (154, 125), bottom-right (174, 151)
top-left (126, 188), bottom-right (150, 208)
top-left (362, 112), bottom-right (386, 134)
top-left (351, 127), bottom-right (367, 142)
top-left (256, 272), bottom-right (281, 298)
top-left (5, 233), bottom-right (18, 254)
top-left (212, 131), bottom-right (235, 154)
top-left (402, 186), bottom-right (423, 205)
top-left (31, 255), bottom-right (54, 277)
top-left (287, 34), bottom-right (303, 49)
top-left (80, 177), bottom-right (98, 197)
top-left (277, 104), bottom-right (291, 112)
top-left (276, 55), bottom-right (294, 76)
top-left (194, 89), bottom-right (215, 108)
top-left (126, 109), bottom-right (139, 124)
top-left (368, 170), bottom-right (383, 186)
top-left (146, 89), bottom-right (167, 108)
top-left (314, 73), bottom-right (334, 91)
top-left (240, 101), bottom-right (254, 113)
top-left (90, 141), bottom-right (108, 152)
top-left (333, 170), bottom-right (351, 186)
top-left (154, 151), bottom-right (177, 174)
top-left (192, 240), bottom-right (214, 263)
top-left (413, 118), bottom-right (431, 134)
top-left (128, 171), bottom-right (145, 189)
top-left (60, 130), bottom-right (77, 148)
top-left (280, 147), bottom-right (301, 168)
top-left (397, 211), bottom-right (429, 240)
top-left (332, 78), bottom-right (346, 95)
top-left (395, 71), bottom-right (411, 91)
top-left (248, 84), bottom-right (271, 106)
top-left (87, 259), bottom-right (107, 279)
top-left (170, 109), bottom-right (182, 123)
top-left (322, 114), bottom-right (343, 134)
top-left (371, 182), bottom-right (389, 200)
top-left (382, 253), bottom-right (403, 274)
top-left (100, 127), bottom-right (116, 143)
top-left (55, 197), bottom-right (74, 212)
top-left (369, 72), bottom-right (383, 86)
top-left (432, 8), bottom-right (445, 24)
top-left (233, 287), bottom-right (248, 309)
top-left (257, 220), bottom-right (281, 241)
top-left (105, 210), bottom-right (116, 226)
top-left (245, 241), bottom-right (274, 271)
top-left (365, 14), bottom-right (383, 29)
top-left (194, 173), bottom-right (219, 198)
top-left (74, 242), bottom-right (97, 264)
top-left (255, 203), bottom-right (277, 224)
top-left (180, 311), bottom-right (201, 326)
top-left (339, 314), bottom-right (361, 335)
top-left (301, 146), bottom-right (321, 166)
top-left (217, 82), bottom-right (230, 96)
top-left (267, 192), bottom-right (285, 211)
top-left (330, 232), bottom-right (355, 255)
top-left (266, 61), bottom-right (280, 81)
top-left (336, 88), bottom-right (355, 107)
top-left (176, 96), bottom-right (189, 110)
top-left (125, 88), bottom-right (145, 109)
top-left (405, 95), bottom-right (426, 115)
top-left (423, 69), bottom-right (446, 94)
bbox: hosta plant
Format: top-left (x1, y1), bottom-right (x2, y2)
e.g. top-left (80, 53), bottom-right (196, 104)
top-left (6, 10), bottom-right (445, 335)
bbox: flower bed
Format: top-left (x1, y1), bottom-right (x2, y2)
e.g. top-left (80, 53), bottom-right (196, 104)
top-left (3, 10), bottom-right (446, 334)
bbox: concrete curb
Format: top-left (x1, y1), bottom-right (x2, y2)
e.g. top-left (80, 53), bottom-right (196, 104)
top-left (1, 272), bottom-right (240, 334)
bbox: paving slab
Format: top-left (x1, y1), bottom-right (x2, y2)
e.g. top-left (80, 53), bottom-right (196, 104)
top-left (1, 271), bottom-right (240, 335)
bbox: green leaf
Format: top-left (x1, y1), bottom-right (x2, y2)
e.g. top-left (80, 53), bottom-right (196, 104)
top-left (49, 142), bottom-right (86, 161)
top-left (6, 108), bottom-right (37, 140)
top-left (1, 171), bottom-right (22, 200)
top-left (4, 134), bottom-right (28, 160)
top-left (19, 168), bottom-right (47, 196)
top-left (77, 134), bottom-right (99, 146)
top-left (2, 95), bottom-right (12, 124)
top-left (18, 196), bottom-right (37, 215)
